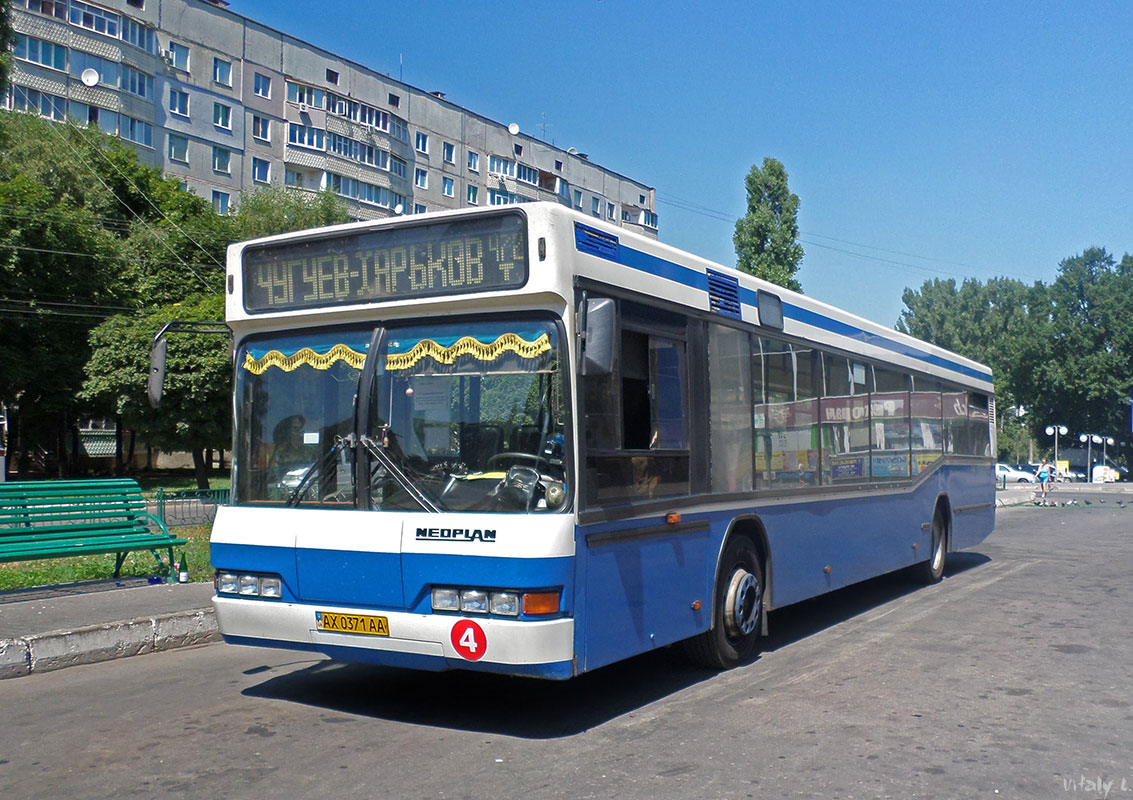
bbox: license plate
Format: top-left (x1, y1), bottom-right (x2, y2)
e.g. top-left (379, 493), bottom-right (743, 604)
top-left (315, 611), bottom-right (390, 636)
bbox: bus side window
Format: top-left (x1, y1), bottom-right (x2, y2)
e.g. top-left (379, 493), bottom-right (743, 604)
top-left (582, 299), bottom-right (691, 506)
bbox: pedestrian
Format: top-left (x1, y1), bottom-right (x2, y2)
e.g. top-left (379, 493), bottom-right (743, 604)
top-left (1037, 459), bottom-right (1052, 501)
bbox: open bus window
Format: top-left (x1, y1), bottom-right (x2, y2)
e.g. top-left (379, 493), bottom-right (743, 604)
top-left (582, 299), bottom-right (691, 506)
top-left (368, 319), bottom-right (568, 513)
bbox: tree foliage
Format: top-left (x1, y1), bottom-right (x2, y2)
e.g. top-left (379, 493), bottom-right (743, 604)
top-left (898, 248), bottom-right (1133, 465)
top-left (0, 0), bottom-right (13, 89)
top-left (0, 110), bottom-right (349, 478)
top-left (734, 157), bottom-right (804, 292)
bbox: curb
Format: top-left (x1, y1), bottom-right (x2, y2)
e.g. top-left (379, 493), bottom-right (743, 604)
top-left (0, 608), bottom-right (218, 679)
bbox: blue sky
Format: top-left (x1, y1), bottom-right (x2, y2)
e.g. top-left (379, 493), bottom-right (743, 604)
top-left (236, 0), bottom-right (1131, 328)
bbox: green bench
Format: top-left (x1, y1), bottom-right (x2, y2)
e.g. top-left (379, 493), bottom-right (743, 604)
top-left (0, 479), bottom-right (187, 578)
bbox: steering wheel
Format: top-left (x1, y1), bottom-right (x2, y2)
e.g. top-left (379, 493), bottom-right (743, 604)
top-left (494, 465), bottom-right (542, 510)
top-left (486, 451), bottom-right (551, 472)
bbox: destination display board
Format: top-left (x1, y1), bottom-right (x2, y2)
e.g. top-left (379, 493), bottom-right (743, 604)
top-left (242, 211), bottom-right (528, 313)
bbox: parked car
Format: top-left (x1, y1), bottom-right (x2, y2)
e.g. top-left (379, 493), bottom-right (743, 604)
top-left (996, 463), bottom-right (1036, 483)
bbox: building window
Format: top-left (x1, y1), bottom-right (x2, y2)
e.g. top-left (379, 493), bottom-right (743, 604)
top-left (10, 86), bottom-right (67, 121)
top-left (388, 93), bottom-right (400, 108)
top-left (212, 190), bottom-right (230, 215)
top-left (126, 0), bottom-right (144, 8)
top-left (284, 168), bottom-right (305, 188)
top-left (467, 185), bottom-right (478, 205)
top-left (390, 156), bottom-right (407, 179)
top-left (122, 66), bottom-right (153, 99)
top-left (325, 68), bottom-right (339, 84)
top-left (573, 190), bottom-right (582, 209)
top-left (414, 203), bottom-right (426, 214)
top-left (24, 1), bottom-right (67, 21)
top-left (167, 133), bottom-right (188, 162)
top-left (516, 163), bottom-right (538, 185)
top-left (286, 81), bottom-right (324, 109)
top-left (607, 202), bottom-right (615, 220)
top-left (120, 116), bottom-right (152, 147)
top-left (213, 102), bottom-right (231, 130)
top-left (168, 42), bottom-right (189, 71)
top-left (252, 157), bottom-right (270, 184)
top-left (415, 168), bottom-right (428, 189)
top-left (212, 145), bottom-right (231, 174)
top-left (168, 88), bottom-right (189, 117)
top-left (70, 0), bottom-right (120, 37)
top-left (121, 18), bottom-right (157, 53)
top-left (467, 151), bottom-right (479, 172)
top-left (640, 194), bottom-right (646, 204)
top-left (513, 143), bottom-right (523, 156)
top-left (69, 50), bottom-right (119, 88)
top-left (253, 73), bottom-right (271, 98)
top-left (212, 57), bottom-right (232, 86)
top-left (415, 132), bottom-right (428, 154)
top-left (442, 142), bottom-right (455, 163)
top-left (592, 197), bottom-right (600, 216)
top-left (442, 177), bottom-right (454, 197)
top-left (13, 35), bottom-right (66, 71)
top-left (488, 155), bottom-right (515, 177)
top-left (252, 115), bottom-right (270, 142)
top-left (555, 160), bottom-right (563, 171)
top-left (287, 123), bottom-right (325, 150)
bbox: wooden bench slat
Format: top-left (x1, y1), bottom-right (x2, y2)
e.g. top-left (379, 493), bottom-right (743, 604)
top-left (0, 478), bottom-right (188, 577)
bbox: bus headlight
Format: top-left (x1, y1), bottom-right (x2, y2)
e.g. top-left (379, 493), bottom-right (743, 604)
top-left (489, 591), bottom-right (519, 616)
top-left (459, 589), bottom-right (489, 614)
top-left (431, 587), bottom-right (460, 611)
top-left (216, 570), bottom-right (284, 600)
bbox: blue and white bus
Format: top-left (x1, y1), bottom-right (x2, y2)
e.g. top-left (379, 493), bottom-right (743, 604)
top-left (211, 202), bottom-right (995, 678)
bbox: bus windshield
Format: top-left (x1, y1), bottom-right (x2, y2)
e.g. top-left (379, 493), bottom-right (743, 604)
top-left (233, 319), bottom-right (567, 512)
top-left (368, 320), bottom-right (566, 513)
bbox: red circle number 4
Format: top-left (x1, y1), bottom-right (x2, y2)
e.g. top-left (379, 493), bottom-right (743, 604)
top-left (450, 619), bottom-right (487, 660)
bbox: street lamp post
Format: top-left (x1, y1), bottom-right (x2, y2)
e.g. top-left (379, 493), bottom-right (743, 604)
top-left (1045, 424), bottom-right (1068, 469)
top-left (1078, 433), bottom-right (1109, 482)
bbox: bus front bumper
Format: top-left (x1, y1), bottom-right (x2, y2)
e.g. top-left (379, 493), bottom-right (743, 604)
top-left (212, 595), bottom-right (576, 678)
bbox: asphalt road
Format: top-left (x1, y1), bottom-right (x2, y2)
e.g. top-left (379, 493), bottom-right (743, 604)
top-left (2, 503), bottom-right (1131, 799)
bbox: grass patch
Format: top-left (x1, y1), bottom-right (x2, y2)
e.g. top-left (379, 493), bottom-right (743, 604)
top-left (0, 524), bottom-right (214, 592)
top-left (135, 470), bottom-right (231, 497)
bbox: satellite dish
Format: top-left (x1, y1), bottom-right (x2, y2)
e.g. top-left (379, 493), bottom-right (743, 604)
top-left (507, 122), bottom-right (519, 136)
top-left (80, 68), bottom-right (100, 87)
top-left (393, 203), bottom-right (404, 215)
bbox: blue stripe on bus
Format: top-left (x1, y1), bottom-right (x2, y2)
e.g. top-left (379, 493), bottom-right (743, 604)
top-left (584, 240), bottom-right (993, 384)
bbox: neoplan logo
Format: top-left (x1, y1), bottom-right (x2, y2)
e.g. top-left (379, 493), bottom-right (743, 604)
top-left (416, 527), bottom-right (497, 542)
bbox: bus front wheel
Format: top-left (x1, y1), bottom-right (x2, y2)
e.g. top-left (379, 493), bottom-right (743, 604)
top-left (684, 536), bottom-right (763, 670)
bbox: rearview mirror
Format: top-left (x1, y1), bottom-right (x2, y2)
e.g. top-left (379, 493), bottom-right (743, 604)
top-left (147, 336), bottom-right (168, 408)
top-left (581, 297), bottom-right (615, 376)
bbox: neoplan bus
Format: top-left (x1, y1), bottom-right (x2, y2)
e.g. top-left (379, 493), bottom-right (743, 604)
top-left (212, 202), bottom-right (995, 679)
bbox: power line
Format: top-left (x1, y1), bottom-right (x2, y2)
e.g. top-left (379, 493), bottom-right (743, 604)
top-left (655, 192), bottom-right (1046, 282)
top-left (38, 122), bottom-right (216, 293)
top-left (67, 122), bottom-right (226, 270)
top-left (0, 241), bottom-right (222, 271)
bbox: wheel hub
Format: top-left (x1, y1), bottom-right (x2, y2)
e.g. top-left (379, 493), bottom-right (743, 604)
top-left (724, 569), bottom-right (760, 638)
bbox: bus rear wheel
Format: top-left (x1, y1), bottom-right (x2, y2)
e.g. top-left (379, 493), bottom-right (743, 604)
top-left (914, 509), bottom-right (947, 584)
top-left (684, 536), bottom-right (763, 670)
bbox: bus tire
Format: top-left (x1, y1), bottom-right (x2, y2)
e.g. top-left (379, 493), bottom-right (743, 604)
top-left (684, 536), bottom-right (763, 670)
top-left (914, 508), bottom-right (947, 585)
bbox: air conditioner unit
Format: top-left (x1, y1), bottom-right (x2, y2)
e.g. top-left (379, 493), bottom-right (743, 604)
top-left (160, 49), bottom-right (174, 64)
top-left (298, 102), bottom-right (309, 113)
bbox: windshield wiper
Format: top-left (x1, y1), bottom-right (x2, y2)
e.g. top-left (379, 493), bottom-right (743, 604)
top-left (359, 433), bottom-right (440, 513)
top-left (285, 435), bottom-right (353, 508)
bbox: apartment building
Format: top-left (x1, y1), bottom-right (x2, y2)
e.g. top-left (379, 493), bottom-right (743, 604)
top-left (5, 0), bottom-right (659, 234)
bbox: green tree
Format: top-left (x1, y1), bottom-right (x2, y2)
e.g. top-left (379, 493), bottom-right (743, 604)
top-left (733, 157), bottom-right (804, 292)
top-left (0, 0), bottom-right (13, 90)
top-left (0, 113), bottom-right (132, 472)
top-left (230, 186), bottom-right (348, 240)
top-left (81, 294), bottom-right (230, 488)
top-left (1022, 248), bottom-right (1133, 464)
